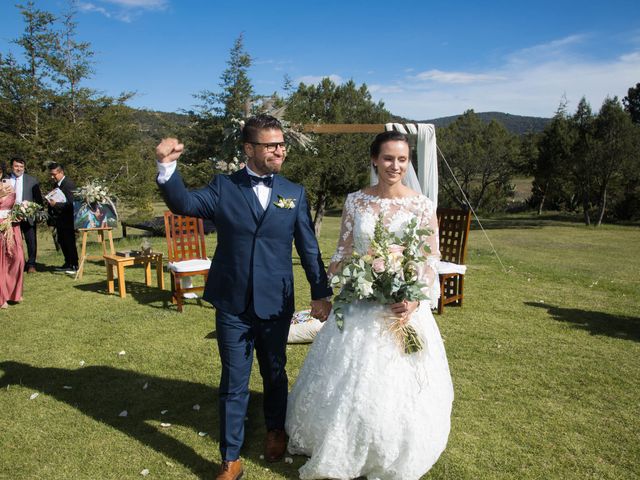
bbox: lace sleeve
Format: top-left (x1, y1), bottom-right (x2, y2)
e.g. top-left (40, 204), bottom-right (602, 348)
top-left (420, 197), bottom-right (441, 289)
top-left (328, 193), bottom-right (355, 278)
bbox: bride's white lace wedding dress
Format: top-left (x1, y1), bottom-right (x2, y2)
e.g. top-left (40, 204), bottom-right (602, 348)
top-left (286, 191), bottom-right (454, 480)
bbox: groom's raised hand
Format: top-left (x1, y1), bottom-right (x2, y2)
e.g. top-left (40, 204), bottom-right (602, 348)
top-left (156, 137), bottom-right (184, 163)
top-left (310, 298), bottom-right (332, 322)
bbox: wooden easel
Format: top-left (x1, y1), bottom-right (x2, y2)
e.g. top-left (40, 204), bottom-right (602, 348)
top-left (76, 227), bottom-right (115, 280)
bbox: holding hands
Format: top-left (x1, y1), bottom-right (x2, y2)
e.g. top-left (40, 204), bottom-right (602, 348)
top-left (310, 298), bottom-right (332, 322)
top-left (156, 138), bottom-right (184, 164)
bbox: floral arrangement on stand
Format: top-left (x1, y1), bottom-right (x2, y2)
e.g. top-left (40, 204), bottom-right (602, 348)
top-left (74, 180), bottom-right (118, 229)
top-left (330, 214), bottom-right (433, 354)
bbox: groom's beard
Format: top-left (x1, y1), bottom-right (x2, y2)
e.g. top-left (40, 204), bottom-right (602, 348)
top-left (248, 155), bottom-right (285, 175)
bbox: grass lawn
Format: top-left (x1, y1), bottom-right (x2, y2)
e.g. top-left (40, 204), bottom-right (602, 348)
top-left (1, 212), bottom-right (639, 479)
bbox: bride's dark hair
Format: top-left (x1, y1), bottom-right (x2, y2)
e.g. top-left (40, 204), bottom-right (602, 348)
top-left (369, 131), bottom-right (409, 158)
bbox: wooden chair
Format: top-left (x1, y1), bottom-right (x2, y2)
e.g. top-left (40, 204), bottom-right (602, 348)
top-left (436, 208), bottom-right (471, 314)
top-left (164, 211), bottom-right (212, 312)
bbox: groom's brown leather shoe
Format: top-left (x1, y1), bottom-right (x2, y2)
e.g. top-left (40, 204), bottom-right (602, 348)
top-left (265, 429), bottom-right (287, 462)
top-left (216, 459), bottom-right (243, 480)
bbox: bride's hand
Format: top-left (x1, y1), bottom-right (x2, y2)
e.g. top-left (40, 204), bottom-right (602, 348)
top-left (390, 300), bottom-right (419, 324)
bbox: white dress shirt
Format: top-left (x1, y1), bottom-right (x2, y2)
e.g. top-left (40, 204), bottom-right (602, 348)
top-left (10, 174), bottom-right (23, 203)
top-left (245, 165), bottom-right (273, 211)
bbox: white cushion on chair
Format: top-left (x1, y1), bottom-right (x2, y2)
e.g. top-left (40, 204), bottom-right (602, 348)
top-left (436, 260), bottom-right (467, 275)
top-left (168, 259), bottom-right (212, 273)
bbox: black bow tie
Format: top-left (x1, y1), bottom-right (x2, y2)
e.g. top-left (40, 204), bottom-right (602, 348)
top-left (249, 174), bottom-right (273, 188)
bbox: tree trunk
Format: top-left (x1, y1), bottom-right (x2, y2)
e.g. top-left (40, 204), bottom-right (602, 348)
top-left (313, 192), bottom-right (327, 238)
top-left (537, 181), bottom-right (548, 215)
top-left (537, 193), bottom-right (545, 215)
top-left (596, 186), bottom-right (607, 227)
top-left (581, 191), bottom-right (591, 226)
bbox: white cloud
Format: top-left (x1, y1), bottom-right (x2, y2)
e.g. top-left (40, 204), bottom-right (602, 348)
top-left (369, 35), bottom-right (640, 119)
top-left (78, 0), bottom-right (167, 22)
top-left (102, 0), bottom-right (167, 8)
top-left (411, 69), bottom-right (506, 84)
top-left (369, 84), bottom-right (404, 95)
top-left (78, 2), bottom-right (111, 18)
top-left (506, 34), bottom-right (589, 65)
top-left (295, 74), bottom-right (344, 85)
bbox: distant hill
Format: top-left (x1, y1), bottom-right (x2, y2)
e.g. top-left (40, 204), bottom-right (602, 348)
top-left (132, 109), bottom-right (550, 138)
top-left (130, 109), bottom-right (191, 140)
top-left (417, 111), bottom-right (550, 135)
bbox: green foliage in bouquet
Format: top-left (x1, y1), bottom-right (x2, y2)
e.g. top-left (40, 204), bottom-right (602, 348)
top-left (330, 214), bottom-right (433, 353)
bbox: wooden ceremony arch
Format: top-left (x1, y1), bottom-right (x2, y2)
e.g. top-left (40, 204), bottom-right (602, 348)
top-left (301, 124), bottom-right (386, 134)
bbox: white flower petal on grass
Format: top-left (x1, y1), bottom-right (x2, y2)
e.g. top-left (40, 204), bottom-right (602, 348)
top-left (140, 468), bottom-right (149, 476)
top-left (160, 410), bottom-right (168, 415)
top-left (119, 410), bottom-right (128, 417)
top-left (79, 360), bottom-right (85, 366)
top-left (192, 404), bottom-right (200, 411)
top-left (118, 351), bottom-right (126, 356)
top-left (160, 422), bottom-right (171, 428)
top-left (29, 392), bottom-right (39, 400)
top-left (285, 457), bottom-right (293, 464)
top-left (259, 454), bottom-right (264, 460)
top-left (63, 386), bottom-right (73, 390)
top-left (198, 431), bottom-right (208, 437)
top-left (142, 382), bottom-right (148, 390)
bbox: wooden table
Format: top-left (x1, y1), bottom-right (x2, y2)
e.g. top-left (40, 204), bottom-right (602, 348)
top-left (104, 253), bottom-right (164, 298)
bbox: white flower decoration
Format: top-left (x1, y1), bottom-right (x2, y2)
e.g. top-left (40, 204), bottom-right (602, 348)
top-left (273, 195), bottom-right (296, 209)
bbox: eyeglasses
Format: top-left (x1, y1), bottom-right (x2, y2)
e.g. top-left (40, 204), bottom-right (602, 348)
top-left (249, 142), bottom-right (287, 152)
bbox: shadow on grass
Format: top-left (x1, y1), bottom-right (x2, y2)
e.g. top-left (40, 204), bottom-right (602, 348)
top-left (525, 302), bottom-right (640, 342)
top-left (0, 362), bottom-right (293, 479)
top-left (72, 280), bottom-right (213, 313)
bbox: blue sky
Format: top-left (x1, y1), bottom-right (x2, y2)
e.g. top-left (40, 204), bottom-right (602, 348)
top-left (1, 0), bottom-right (639, 119)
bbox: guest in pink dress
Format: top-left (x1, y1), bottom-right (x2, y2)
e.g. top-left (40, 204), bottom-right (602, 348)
top-left (0, 166), bottom-right (24, 309)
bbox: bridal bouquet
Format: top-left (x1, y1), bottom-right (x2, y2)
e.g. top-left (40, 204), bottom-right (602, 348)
top-left (330, 214), bottom-right (432, 354)
top-left (0, 201), bottom-right (46, 252)
top-left (10, 200), bottom-right (47, 223)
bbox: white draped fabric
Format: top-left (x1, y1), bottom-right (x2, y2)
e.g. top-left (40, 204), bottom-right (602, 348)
top-left (384, 123), bottom-right (438, 212)
top-left (385, 123), bottom-right (441, 308)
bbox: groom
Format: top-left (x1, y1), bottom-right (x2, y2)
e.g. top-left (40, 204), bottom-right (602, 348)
top-left (155, 115), bottom-right (333, 480)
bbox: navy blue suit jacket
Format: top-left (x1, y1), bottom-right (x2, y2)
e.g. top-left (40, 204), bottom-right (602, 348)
top-left (159, 168), bottom-right (332, 320)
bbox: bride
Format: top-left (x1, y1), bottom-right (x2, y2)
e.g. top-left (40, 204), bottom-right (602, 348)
top-left (285, 131), bottom-right (454, 480)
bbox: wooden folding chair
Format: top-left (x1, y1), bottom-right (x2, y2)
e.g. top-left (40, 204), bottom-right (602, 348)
top-left (436, 208), bottom-right (471, 314)
top-left (164, 211), bottom-right (211, 312)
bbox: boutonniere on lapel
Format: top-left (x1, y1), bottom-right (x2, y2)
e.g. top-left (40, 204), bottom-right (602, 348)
top-left (273, 195), bottom-right (296, 209)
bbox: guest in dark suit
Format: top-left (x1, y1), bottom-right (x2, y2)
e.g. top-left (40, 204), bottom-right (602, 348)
top-left (155, 115), bottom-right (333, 480)
top-left (46, 162), bottom-right (78, 274)
top-left (10, 157), bottom-right (43, 273)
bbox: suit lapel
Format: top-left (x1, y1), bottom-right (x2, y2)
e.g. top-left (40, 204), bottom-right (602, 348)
top-left (261, 175), bottom-right (282, 225)
top-left (235, 169), bottom-right (260, 224)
